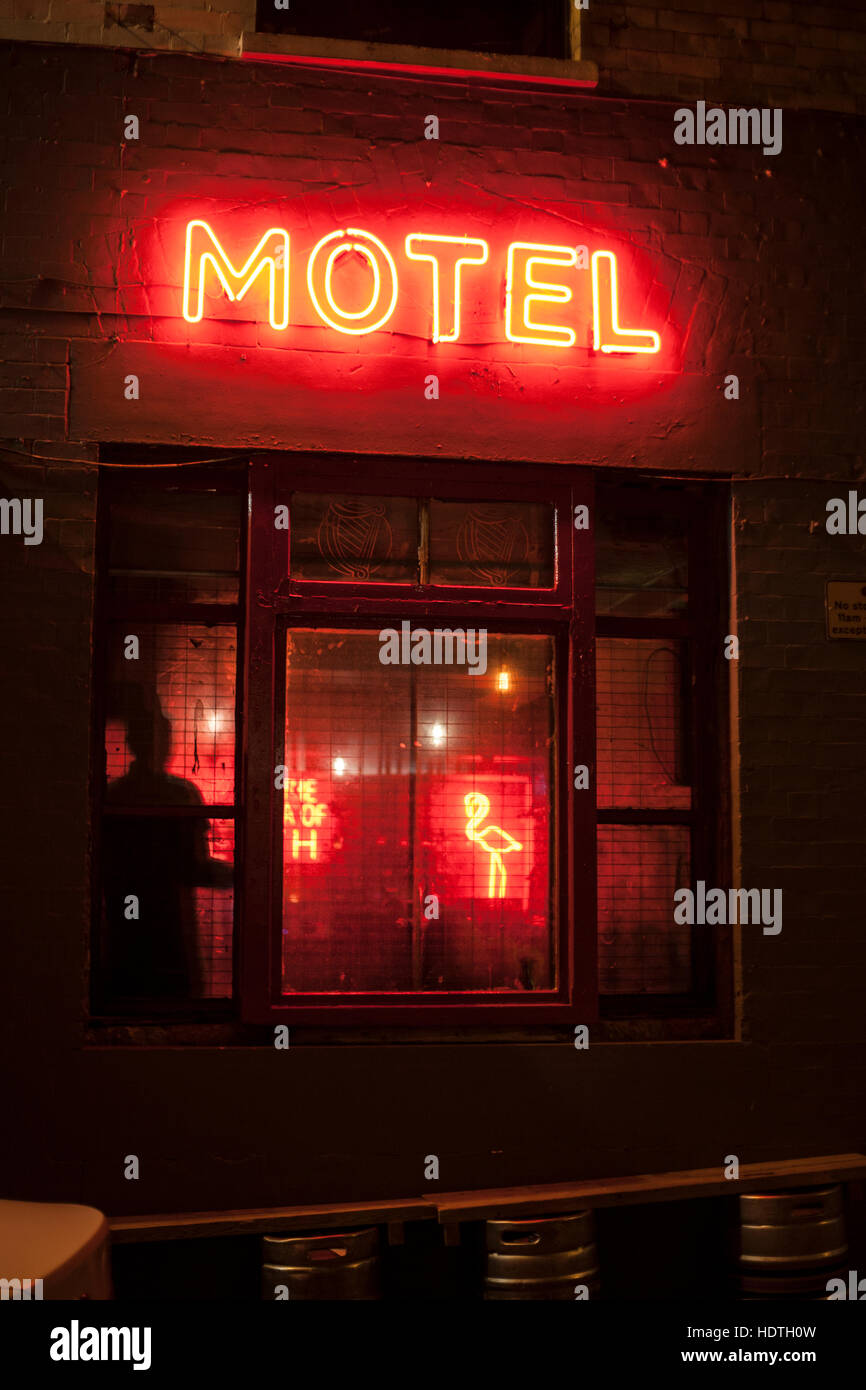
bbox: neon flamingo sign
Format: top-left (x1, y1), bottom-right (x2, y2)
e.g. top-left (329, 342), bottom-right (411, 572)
top-left (464, 791), bottom-right (524, 898)
top-left (182, 219), bottom-right (661, 354)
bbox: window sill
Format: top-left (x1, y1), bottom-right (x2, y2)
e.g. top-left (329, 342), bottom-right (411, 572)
top-left (85, 1018), bottom-right (732, 1047)
top-left (241, 33), bottom-right (598, 90)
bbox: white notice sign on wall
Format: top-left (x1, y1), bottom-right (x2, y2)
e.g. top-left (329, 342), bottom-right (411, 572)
top-left (826, 582), bottom-right (866, 639)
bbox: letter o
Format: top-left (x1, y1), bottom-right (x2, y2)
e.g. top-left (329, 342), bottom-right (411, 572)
top-left (307, 228), bottom-right (398, 334)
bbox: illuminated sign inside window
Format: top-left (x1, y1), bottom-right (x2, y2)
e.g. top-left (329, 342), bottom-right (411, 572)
top-left (182, 220), bottom-right (661, 355)
top-left (283, 776), bottom-right (330, 862)
top-left (464, 791), bottom-right (523, 898)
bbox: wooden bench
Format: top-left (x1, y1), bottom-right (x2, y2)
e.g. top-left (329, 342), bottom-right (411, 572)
top-left (110, 1152), bottom-right (866, 1246)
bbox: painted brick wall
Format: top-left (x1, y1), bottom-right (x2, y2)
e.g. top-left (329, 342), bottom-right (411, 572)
top-left (735, 478), bottom-right (866, 1127)
top-left (583, 0), bottom-right (866, 114)
top-left (0, 0), bottom-right (255, 57)
top-left (1, 42), bottom-right (862, 465)
top-left (0, 41), bottom-right (864, 1213)
top-left (1, 3), bottom-right (864, 115)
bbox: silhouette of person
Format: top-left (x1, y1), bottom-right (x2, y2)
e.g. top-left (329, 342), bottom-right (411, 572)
top-left (102, 690), bottom-right (233, 1001)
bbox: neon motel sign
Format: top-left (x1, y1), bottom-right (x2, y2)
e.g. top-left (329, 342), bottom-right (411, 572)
top-left (182, 220), bottom-right (662, 353)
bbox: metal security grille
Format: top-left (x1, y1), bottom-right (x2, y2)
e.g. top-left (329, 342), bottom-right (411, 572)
top-left (596, 638), bottom-right (692, 995)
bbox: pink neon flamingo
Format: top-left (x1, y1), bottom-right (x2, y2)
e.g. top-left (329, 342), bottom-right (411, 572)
top-left (464, 792), bottom-right (523, 899)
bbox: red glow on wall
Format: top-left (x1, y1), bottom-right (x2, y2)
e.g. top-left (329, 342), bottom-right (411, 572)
top-left (179, 215), bottom-right (661, 356)
top-left (83, 191), bottom-right (687, 452)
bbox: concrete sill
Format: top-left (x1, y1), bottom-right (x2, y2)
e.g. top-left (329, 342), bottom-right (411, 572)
top-left (242, 32), bottom-right (598, 90)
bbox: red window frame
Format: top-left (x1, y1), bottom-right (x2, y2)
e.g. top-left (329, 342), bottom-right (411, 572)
top-left (240, 454), bottom-right (596, 1024)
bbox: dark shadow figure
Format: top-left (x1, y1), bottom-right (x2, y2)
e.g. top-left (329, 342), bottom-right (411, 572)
top-left (102, 691), bottom-right (233, 1001)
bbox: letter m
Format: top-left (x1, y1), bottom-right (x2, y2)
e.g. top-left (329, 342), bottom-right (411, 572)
top-left (729, 109), bottom-right (760, 145)
top-left (729, 887), bottom-right (761, 924)
top-left (0, 498), bottom-right (22, 535)
top-left (183, 220), bottom-right (289, 330)
top-left (0, 1278), bottom-right (22, 1299)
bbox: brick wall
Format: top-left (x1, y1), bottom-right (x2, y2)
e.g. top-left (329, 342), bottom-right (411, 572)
top-left (0, 0), bottom-right (255, 56)
top-left (1, 42), bottom-right (861, 466)
top-left (0, 40), bottom-right (864, 1213)
top-left (583, 0), bottom-right (866, 114)
top-left (734, 477), bottom-right (866, 1145)
top-left (2, 3), bottom-right (865, 116)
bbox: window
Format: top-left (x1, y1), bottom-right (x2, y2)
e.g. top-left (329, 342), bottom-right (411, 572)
top-left (243, 461), bottom-right (583, 1023)
top-left (595, 483), bottom-right (728, 1017)
top-left (91, 470), bottom-right (244, 1015)
top-left (91, 460), bottom-right (728, 1030)
top-left (255, 0), bottom-right (571, 60)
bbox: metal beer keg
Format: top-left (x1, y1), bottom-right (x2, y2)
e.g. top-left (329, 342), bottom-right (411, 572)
top-left (484, 1210), bottom-right (599, 1300)
top-left (262, 1226), bottom-right (381, 1300)
top-left (738, 1186), bottom-right (848, 1300)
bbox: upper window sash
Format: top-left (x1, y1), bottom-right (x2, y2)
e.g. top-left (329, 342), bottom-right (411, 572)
top-left (252, 455), bottom-right (580, 616)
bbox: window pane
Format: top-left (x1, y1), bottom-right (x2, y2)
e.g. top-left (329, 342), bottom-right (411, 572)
top-left (598, 826), bottom-right (691, 994)
top-left (281, 629), bottom-right (556, 994)
top-left (105, 623), bottom-right (237, 806)
top-left (290, 493), bottom-right (418, 582)
top-left (255, 0), bottom-right (567, 59)
top-left (595, 507), bottom-right (687, 617)
top-left (108, 490), bottom-right (240, 602)
top-left (429, 500), bottom-right (554, 588)
top-left (100, 814), bottom-right (234, 1001)
top-left (596, 638), bottom-right (691, 810)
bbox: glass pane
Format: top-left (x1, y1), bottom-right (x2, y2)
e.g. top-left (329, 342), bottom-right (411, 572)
top-left (595, 506), bottom-right (687, 617)
top-left (108, 490), bottom-right (240, 602)
top-left (598, 825), bottom-right (691, 994)
top-left (281, 628), bottom-right (556, 994)
top-left (105, 623), bottom-right (237, 806)
top-left (291, 493), bottom-right (418, 582)
top-left (429, 499), bottom-right (554, 588)
top-left (100, 814), bottom-right (234, 1001)
top-left (108, 574), bottom-right (238, 604)
top-left (596, 638), bottom-right (691, 810)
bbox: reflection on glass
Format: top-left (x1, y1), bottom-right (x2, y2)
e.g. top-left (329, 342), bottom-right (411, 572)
top-left (101, 692), bottom-right (234, 1001)
top-left (290, 493), bottom-right (418, 582)
top-left (596, 638), bottom-right (691, 810)
top-left (595, 508), bottom-right (687, 617)
top-left (108, 490), bottom-right (240, 603)
top-left (597, 825), bottom-right (691, 994)
top-left (105, 624), bottom-right (236, 806)
top-left (100, 623), bottom-right (236, 1002)
top-left (429, 500), bottom-right (554, 588)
